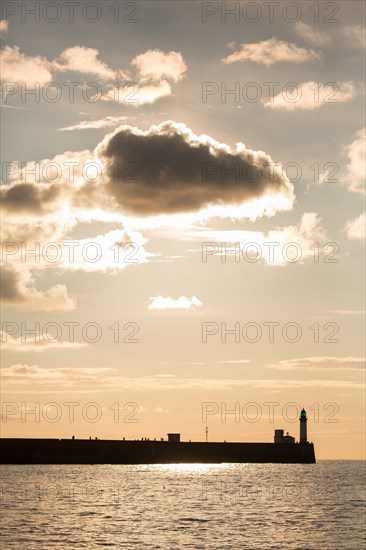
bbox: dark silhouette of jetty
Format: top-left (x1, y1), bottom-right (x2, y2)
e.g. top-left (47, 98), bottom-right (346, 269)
top-left (0, 409), bottom-right (316, 464)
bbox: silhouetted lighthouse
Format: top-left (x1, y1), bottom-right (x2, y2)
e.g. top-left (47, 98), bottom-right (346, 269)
top-left (299, 408), bottom-right (308, 443)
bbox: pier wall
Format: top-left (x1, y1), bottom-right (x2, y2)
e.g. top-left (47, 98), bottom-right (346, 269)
top-left (0, 438), bottom-right (316, 464)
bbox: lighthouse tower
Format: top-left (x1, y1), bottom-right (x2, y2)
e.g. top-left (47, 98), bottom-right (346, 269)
top-left (299, 408), bottom-right (308, 444)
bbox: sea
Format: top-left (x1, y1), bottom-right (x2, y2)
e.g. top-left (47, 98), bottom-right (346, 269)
top-left (1, 461), bottom-right (365, 549)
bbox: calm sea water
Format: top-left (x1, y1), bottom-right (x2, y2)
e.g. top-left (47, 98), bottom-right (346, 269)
top-left (1, 461), bottom-right (365, 549)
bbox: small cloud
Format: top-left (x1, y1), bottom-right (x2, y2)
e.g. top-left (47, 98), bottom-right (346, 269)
top-left (153, 407), bottom-right (170, 413)
top-left (222, 38), bottom-right (320, 66)
top-left (156, 361), bottom-right (206, 365)
top-left (0, 20), bottom-right (9, 33)
top-left (345, 211), bottom-right (365, 240)
top-left (148, 295), bottom-right (202, 311)
top-left (0, 45), bottom-right (52, 86)
top-left (131, 49), bottom-right (187, 82)
top-left (342, 129), bottom-right (365, 194)
top-left (53, 46), bottom-right (117, 79)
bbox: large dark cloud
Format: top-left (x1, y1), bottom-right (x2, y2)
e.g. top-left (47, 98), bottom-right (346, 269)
top-left (97, 121), bottom-right (294, 216)
top-left (1, 122), bottom-right (294, 220)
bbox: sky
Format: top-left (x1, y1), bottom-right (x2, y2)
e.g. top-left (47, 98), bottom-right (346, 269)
top-left (0, 0), bottom-right (365, 459)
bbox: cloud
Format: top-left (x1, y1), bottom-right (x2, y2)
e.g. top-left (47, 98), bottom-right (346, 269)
top-left (0, 331), bottom-right (87, 352)
top-left (268, 356), bottom-right (365, 371)
top-left (1, 181), bottom-right (64, 216)
top-left (1, 365), bottom-right (363, 391)
top-left (293, 22), bottom-right (331, 46)
top-left (156, 362), bottom-right (206, 365)
top-left (97, 120), bottom-right (295, 217)
top-left (148, 295), bottom-right (202, 311)
top-left (219, 359), bottom-right (251, 364)
top-left (332, 309), bottom-right (365, 316)
top-left (59, 115), bottom-right (130, 131)
top-left (0, 45), bottom-right (52, 85)
top-left (0, 121), bottom-right (295, 309)
top-left (131, 49), bottom-right (187, 82)
top-left (342, 128), bottom-right (365, 194)
top-left (0, 20), bottom-right (9, 33)
top-left (0, 364), bottom-right (111, 386)
top-left (153, 407), bottom-right (171, 413)
top-left (0, 149), bottom-right (97, 216)
top-left (52, 229), bottom-right (152, 273)
top-left (53, 46), bottom-right (117, 79)
top-left (0, 194), bottom-right (103, 310)
top-left (293, 23), bottom-right (365, 49)
top-left (222, 38), bottom-right (320, 66)
top-left (0, 264), bottom-right (75, 311)
top-left (188, 212), bottom-right (327, 266)
top-left (1, 45), bottom-right (187, 105)
top-left (0, 159), bottom-right (152, 309)
top-left (340, 25), bottom-right (366, 49)
top-left (345, 211), bottom-right (365, 240)
top-left (264, 81), bottom-right (356, 111)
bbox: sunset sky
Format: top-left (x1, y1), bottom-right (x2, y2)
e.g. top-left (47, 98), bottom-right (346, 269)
top-left (1, 0), bottom-right (365, 459)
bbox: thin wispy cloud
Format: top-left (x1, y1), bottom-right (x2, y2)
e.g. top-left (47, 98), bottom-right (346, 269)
top-left (0, 331), bottom-right (87, 352)
top-left (0, 104), bottom-right (28, 110)
top-left (294, 22), bottom-right (365, 49)
top-left (340, 25), bottom-right (366, 49)
top-left (268, 356), bottom-right (365, 372)
top-left (293, 22), bottom-right (332, 46)
top-left (219, 359), bottom-right (251, 364)
top-left (223, 38), bottom-right (320, 66)
top-left (332, 310), bottom-right (365, 316)
top-left (1, 365), bottom-right (364, 391)
top-left (188, 212), bottom-right (327, 266)
top-left (59, 115), bottom-right (130, 131)
top-left (264, 81), bottom-right (357, 110)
